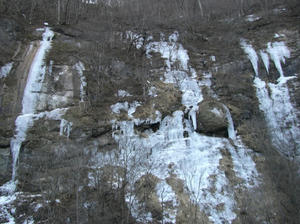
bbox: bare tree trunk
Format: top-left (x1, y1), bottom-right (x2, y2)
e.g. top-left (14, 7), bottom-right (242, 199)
top-left (57, 0), bottom-right (61, 24)
top-left (197, 0), bottom-right (204, 17)
top-left (29, 0), bottom-right (36, 24)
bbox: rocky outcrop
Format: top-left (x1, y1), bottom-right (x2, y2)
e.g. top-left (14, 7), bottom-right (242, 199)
top-left (196, 100), bottom-right (228, 137)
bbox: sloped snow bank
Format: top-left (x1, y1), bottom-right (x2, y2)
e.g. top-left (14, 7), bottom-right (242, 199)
top-left (241, 40), bottom-right (300, 159)
top-left (104, 32), bottom-right (259, 223)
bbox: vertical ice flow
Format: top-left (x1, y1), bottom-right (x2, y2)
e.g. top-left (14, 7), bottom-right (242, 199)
top-left (241, 39), bottom-right (300, 158)
top-left (12, 27), bottom-right (54, 182)
top-left (22, 27), bottom-right (54, 114)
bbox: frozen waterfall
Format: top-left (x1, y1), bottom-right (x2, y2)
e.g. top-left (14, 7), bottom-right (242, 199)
top-left (241, 39), bottom-right (300, 159)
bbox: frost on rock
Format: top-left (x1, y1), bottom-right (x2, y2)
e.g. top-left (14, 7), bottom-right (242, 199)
top-left (117, 90), bottom-right (132, 97)
top-left (106, 32), bottom-right (259, 223)
top-left (125, 31), bottom-right (144, 49)
top-left (148, 86), bottom-right (157, 97)
top-left (0, 62), bottom-right (13, 79)
top-left (241, 39), bottom-right (300, 159)
top-left (74, 61), bottom-right (87, 102)
top-left (60, 119), bottom-right (72, 138)
top-left (111, 101), bottom-right (140, 118)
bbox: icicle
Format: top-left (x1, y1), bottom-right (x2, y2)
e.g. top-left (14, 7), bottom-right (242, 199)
top-left (240, 40), bottom-right (259, 76)
top-left (266, 42), bottom-right (290, 78)
top-left (223, 105), bottom-right (236, 140)
top-left (188, 109), bottom-right (197, 130)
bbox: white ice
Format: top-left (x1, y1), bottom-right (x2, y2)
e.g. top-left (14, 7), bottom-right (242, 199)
top-left (117, 90), bottom-right (132, 97)
top-left (0, 62), bottom-right (13, 79)
top-left (267, 42), bottom-right (290, 78)
top-left (148, 86), bottom-right (157, 97)
top-left (125, 31), bottom-right (144, 49)
top-left (107, 32), bottom-right (258, 223)
top-left (74, 61), bottom-right (87, 102)
top-left (241, 39), bottom-right (300, 158)
top-left (0, 27), bottom-right (62, 224)
top-left (22, 27), bottom-right (54, 114)
top-left (240, 40), bottom-right (259, 76)
top-left (60, 119), bottom-right (72, 138)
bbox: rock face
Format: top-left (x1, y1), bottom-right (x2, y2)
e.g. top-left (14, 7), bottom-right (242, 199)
top-left (1, 4), bottom-right (300, 224)
top-left (196, 100), bottom-right (228, 137)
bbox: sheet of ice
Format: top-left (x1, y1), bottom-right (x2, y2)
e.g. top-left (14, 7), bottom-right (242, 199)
top-left (107, 33), bottom-right (258, 223)
top-left (11, 114), bottom-right (34, 181)
top-left (0, 62), bottom-right (13, 78)
top-left (267, 42), bottom-right (290, 78)
top-left (111, 110), bottom-right (258, 223)
top-left (74, 61), bottom-right (87, 102)
top-left (22, 27), bottom-right (54, 114)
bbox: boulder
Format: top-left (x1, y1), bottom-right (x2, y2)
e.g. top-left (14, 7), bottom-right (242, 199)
top-left (196, 100), bottom-right (228, 137)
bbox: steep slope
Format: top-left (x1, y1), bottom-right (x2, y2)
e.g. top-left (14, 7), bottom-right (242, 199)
top-left (0, 3), bottom-right (300, 224)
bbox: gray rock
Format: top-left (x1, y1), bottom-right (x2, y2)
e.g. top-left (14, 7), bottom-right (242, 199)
top-left (196, 100), bottom-right (228, 137)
